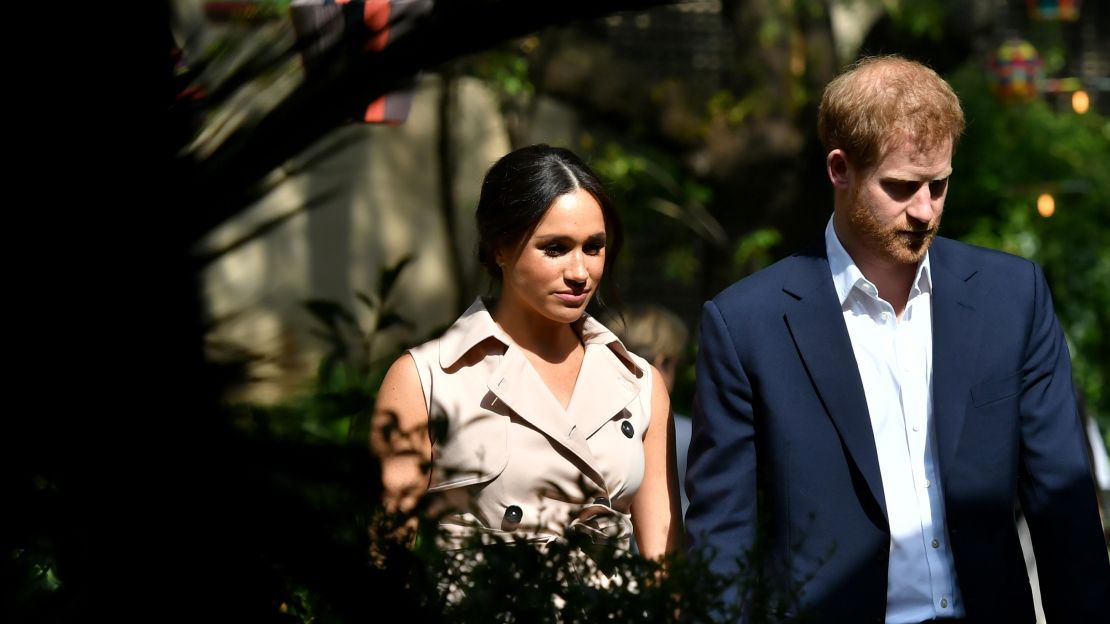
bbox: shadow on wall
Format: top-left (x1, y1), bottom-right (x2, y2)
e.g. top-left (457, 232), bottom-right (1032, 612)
top-left (196, 74), bottom-right (511, 404)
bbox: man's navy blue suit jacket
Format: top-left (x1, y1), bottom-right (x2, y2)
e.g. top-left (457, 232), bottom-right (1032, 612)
top-left (685, 236), bottom-right (1110, 623)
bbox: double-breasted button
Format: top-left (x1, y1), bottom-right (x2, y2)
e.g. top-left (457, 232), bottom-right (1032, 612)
top-left (503, 505), bottom-right (523, 524)
top-left (593, 497), bottom-right (611, 507)
top-left (621, 421), bottom-right (635, 438)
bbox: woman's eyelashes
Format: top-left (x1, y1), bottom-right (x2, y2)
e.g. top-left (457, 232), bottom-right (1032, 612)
top-left (539, 239), bottom-right (605, 257)
top-left (543, 243), bottom-right (567, 257)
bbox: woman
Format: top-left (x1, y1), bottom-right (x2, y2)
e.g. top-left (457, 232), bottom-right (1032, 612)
top-left (371, 144), bottom-right (681, 561)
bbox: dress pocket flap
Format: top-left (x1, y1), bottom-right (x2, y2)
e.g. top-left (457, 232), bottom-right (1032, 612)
top-left (428, 412), bottom-right (510, 492)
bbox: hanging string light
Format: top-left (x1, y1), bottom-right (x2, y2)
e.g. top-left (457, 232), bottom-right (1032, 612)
top-left (1036, 193), bottom-right (1056, 218)
top-left (1071, 89), bottom-right (1091, 114)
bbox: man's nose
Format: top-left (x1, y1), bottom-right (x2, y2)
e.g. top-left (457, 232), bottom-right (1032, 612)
top-left (906, 185), bottom-right (936, 223)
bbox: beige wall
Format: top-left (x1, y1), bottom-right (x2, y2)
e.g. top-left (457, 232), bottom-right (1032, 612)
top-left (196, 75), bottom-right (511, 403)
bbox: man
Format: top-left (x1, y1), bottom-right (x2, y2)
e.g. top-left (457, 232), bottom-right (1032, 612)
top-left (684, 55), bottom-right (1110, 624)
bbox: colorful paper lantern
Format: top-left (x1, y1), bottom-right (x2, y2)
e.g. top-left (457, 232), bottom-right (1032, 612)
top-left (990, 39), bottom-right (1044, 100)
top-left (1027, 0), bottom-right (1082, 21)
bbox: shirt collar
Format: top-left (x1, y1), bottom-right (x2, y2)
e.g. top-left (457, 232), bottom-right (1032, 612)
top-left (824, 217), bottom-right (932, 306)
top-left (438, 297), bottom-right (644, 376)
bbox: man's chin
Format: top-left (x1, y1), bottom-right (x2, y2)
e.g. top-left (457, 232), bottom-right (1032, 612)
top-left (893, 244), bottom-right (931, 265)
top-left (888, 230), bottom-right (936, 263)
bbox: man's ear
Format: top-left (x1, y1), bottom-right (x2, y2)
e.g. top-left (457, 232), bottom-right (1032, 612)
top-left (827, 149), bottom-right (852, 189)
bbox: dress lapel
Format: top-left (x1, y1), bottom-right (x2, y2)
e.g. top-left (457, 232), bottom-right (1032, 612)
top-left (486, 343), bottom-right (609, 491)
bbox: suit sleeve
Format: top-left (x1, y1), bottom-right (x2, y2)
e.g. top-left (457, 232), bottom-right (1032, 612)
top-left (685, 299), bottom-right (758, 613)
top-left (1017, 262), bottom-right (1110, 619)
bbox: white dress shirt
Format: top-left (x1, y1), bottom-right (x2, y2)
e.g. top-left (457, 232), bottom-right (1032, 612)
top-left (825, 219), bottom-right (964, 623)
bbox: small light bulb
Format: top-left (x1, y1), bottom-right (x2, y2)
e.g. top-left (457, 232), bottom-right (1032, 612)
top-left (1037, 193), bottom-right (1055, 218)
top-left (1072, 90), bottom-right (1090, 114)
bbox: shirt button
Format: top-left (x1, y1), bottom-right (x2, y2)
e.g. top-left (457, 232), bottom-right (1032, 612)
top-left (923, 480), bottom-right (931, 488)
top-left (940, 597), bottom-right (949, 609)
top-left (932, 539), bottom-right (940, 549)
top-left (503, 505), bottom-right (523, 524)
top-left (880, 312), bottom-right (890, 321)
top-left (913, 424), bottom-right (921, 432)
top-left (621, 421), bottom-right (635, 438)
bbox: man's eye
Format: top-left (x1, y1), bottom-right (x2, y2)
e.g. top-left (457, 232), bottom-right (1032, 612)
top-left (928, 178), bottom-right (949, 198)
top-left (881, 180), bottom-right (919, 200)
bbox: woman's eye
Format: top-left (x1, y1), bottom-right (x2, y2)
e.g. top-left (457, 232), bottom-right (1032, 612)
top-left (584, 243), bottom-right (604, 255)
top-left (543, 244), bottom-right (566, 257)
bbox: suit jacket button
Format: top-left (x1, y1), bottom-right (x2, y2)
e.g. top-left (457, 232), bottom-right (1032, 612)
top-left (593, 497), bottom-right (611, 507)
top-left (621, 421), bottom-right (635, 438)
top-left (503, 505), bottom-right (523, 524)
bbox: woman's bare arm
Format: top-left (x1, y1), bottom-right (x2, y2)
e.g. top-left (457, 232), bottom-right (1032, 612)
top-left (370, 354), bottom-right (432, 515)
top-left (630, 364), bottom-right (683, 559)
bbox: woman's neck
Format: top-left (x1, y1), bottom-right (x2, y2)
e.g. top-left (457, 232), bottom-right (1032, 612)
top-left (491, 296), bottom-right (582, 363)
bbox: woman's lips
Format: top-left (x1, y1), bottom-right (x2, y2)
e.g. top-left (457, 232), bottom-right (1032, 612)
top-left (554, 290), bottom-right (589, 304)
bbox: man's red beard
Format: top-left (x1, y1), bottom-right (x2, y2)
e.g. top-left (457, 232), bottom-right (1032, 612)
top-left (845, 184), bottom-right (940, 266)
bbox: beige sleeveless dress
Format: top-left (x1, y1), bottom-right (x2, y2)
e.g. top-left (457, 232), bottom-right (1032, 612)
top-left (407, 298), bottom-right (653, 552)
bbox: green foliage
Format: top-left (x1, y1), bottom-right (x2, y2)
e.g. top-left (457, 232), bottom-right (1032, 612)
top-left (585, 139), bottom-right (725, 283)
top-left (945, 65), bottom-right (1110, 430)
top-left (883, 0), bottom-right (948, 41)
top-left (708, 89), bottom-right (773, 127)
top-left (732, 227), bottom-right (784, 277)
top-left (464, 46), bottom-right (536, 98)
top-left (364, 509), bottom-right (814, 624)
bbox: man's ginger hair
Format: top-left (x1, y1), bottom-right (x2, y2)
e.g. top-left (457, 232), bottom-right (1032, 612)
top-left (818, 55), bottom-right (965, 170)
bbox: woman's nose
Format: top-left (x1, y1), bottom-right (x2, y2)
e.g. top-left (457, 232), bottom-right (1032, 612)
top-left (565, 252), bottom-right (588, 282)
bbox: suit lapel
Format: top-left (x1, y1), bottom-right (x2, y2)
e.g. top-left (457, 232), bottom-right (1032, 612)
top-left (782, 247), bottom-right (888, 520)
top-left (929, 238), bottom-right (982, 481)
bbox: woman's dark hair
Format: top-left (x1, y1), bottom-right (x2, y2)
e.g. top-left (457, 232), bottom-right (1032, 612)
top-left (476, 144), bottom-right (623, 306)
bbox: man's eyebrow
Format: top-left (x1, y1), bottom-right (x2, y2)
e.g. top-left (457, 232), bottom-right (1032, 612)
top-left (881, 171), bottom-right (952, 182)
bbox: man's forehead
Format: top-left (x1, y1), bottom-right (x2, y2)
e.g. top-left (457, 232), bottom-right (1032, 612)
top-left (883, 129), bottom-right (951, 157)
top-left (872, 134), bottom-right (952, 174)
